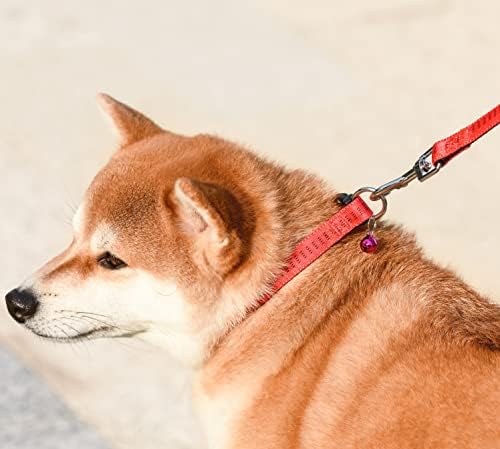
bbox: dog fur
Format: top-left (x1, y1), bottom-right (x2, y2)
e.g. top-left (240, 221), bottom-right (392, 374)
top-left (7, 95), bottom-right (500, 448)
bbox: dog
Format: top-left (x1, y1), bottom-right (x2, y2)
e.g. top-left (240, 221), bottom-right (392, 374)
top-left (5, 95), bottom-right (500, 449)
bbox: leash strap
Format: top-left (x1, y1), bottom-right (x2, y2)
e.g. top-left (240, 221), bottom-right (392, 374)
top-left (432, 104), bottom-right (500, 166)
top-left (258, 197), bottom-right (372, 305)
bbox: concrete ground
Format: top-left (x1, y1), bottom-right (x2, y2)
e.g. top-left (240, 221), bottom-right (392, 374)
top-left (0, 346), bottom-right (110, 449)
top-left (0, 1), bottom-right (499, 448)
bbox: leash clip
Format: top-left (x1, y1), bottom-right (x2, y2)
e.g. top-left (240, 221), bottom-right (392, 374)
top-left (340, 148), bottom-right (445, 253)
top-left (369, 167), bottom-right (417, 201)
top-left (339, 104), bottom-right (500, 254)
top-left (370, 148), bottom-right (442, 201)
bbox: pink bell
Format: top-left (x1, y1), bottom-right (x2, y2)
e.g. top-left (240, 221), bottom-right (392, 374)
top-left (360, 233), bottom-right (378, 253)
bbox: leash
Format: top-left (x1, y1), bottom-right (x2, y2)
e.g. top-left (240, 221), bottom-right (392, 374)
top-left (258, 104), bottom-right (500, 305)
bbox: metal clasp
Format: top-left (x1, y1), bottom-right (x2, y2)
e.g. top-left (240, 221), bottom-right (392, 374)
top-left (369, 148), bottom-right (442, 202)
top-left (369, 167), bottom-right (417, 201)
top-left (338, 148), bottom-right (444, 224)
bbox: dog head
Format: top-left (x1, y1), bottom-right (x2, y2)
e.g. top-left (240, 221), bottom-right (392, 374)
top-left (5, 95), bottom-right (282, 365)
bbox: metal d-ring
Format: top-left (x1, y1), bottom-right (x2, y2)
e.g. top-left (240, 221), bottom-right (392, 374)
top-left (352, 187), bottom-right (388, 221)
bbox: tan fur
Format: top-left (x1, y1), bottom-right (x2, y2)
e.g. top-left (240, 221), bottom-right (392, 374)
top-left (12, 95), bottom-right (500, 448)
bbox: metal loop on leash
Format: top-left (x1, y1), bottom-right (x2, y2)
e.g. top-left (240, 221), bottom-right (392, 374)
top-left (352, 187), bottom-right (388, 221)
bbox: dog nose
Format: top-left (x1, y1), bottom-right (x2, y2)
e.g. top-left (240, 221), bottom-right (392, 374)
top-left (5, 288), bottom-right (39, 323)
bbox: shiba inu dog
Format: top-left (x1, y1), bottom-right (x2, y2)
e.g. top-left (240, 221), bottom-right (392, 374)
top-left (5, 95), bottom-right (500, 448)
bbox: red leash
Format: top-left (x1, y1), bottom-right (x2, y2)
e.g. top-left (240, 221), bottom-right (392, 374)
top-left (432, 105), bottom-right (500, 166)
top-left (258, 104), bottom-right (500, 306)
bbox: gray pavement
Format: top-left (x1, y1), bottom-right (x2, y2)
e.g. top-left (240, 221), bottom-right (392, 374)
top-left (0, 346), bottom-right (109, 449)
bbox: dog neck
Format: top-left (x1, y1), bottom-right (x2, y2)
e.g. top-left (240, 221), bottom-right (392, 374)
top-left (197, 166), bottom-right (361, 366)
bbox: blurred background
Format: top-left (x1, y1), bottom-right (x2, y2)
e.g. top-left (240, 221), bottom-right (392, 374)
top-left (0, 1), bottom-right (499, 448)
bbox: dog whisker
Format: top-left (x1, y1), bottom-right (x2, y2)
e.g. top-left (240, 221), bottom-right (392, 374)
top-left (57, 319), bottom-right (85, 336)
top-left (63, 315), bottom-right (90, 327)
top-left (53, 323), bottom-right (72, 339)
top-left (76, 314), bottom-right (118, 328)
top-left (75, 311), bottom-right (115, 319)
top-left (52, 321), bottom-right (90, 353)
top-left (77, 314), bottom-right (137, 335)
top-left (57, 310), bottom-right (113, 319)
top-left (54, 319), bottom-right (93, 356)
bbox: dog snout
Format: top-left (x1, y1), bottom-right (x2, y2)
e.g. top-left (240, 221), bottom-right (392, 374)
top-left (5, 288), bottom-right (39, 323)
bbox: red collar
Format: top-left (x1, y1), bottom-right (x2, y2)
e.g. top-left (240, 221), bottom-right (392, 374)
top-left (258, 104), bottom-right (500, 306)
top-left (257, 196), bottom-right (372, 305)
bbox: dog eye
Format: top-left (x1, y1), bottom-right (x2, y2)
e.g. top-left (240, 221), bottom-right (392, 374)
top-left (97, 252), bottom-right (127, 270)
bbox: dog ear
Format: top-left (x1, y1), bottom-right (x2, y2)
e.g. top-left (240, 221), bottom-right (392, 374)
top-left (172, 178), bottom-right (244, 275)
top-left (97, 93), bottom-right (164, 146)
